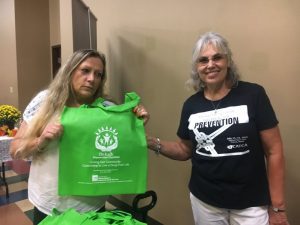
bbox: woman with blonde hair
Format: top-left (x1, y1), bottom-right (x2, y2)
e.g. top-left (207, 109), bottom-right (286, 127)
top-left (10, 49), bottom-right (149, 225)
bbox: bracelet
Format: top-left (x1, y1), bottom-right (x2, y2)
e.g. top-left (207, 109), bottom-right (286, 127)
top-left (270, 206), bottom-right (286, 213)
top-left (154, 137), bottom-right (161, 155)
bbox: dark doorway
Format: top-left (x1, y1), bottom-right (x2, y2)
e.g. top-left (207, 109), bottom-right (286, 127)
top-left (52, 45), bottom-right (61, 78)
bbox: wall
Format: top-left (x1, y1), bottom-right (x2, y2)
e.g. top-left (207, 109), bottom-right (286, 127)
top-left (84, 0), bottom-right (300, 224)
top-left (60, 0), bottom-right (73, 63)
top-left (49, 0), bottom-right (60, 46)
top-left (49, 0), bottom-right (61, 76)
top-left (0, 0), bottom-right (18, 107)
top-left (15, 0), bottom-right (51, 111)
top-left (0, 0), bottom-right (91, 111)
top-left (0, 0), bottom-right (51, 112)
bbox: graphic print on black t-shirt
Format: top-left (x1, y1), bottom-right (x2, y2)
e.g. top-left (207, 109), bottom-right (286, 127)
top-left (188, 105), bottom-right (250, 157)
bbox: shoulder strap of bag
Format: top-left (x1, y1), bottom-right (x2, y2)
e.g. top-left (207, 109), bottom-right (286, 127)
top-left (83, 92), bottom-right (140, 112)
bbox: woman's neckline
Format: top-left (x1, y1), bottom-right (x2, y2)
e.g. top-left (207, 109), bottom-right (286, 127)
top-left (203, 87), bottom-right (232, 102)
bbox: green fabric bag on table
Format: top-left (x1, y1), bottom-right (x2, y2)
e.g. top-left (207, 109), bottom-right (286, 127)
top-left (38, 208), bottom-right (97, 225)
top-left (58, 92), bottom-right (147, 196)
top-left (38, 209), bottom-right (146, 225)
top-left (84, 210), bottom-right (146, 225)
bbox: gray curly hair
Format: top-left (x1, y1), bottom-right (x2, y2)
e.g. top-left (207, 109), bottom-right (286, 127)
top-left (186, 32), bottom-right (240, 91)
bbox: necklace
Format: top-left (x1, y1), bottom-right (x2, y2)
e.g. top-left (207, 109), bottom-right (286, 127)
top-left (210, 99), bottom-right (222, 114)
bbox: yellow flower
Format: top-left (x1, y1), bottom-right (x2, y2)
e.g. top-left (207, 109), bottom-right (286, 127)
top-left (0, 104), bottom-right (21, 126)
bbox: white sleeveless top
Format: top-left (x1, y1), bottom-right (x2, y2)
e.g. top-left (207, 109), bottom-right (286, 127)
top-left (24, 90), bottom-right (108, 215)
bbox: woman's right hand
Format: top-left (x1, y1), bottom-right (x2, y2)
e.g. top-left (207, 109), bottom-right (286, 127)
top-left (38, 122), bottom-right (64, 150)
top-left (133, 105), bottom-right (150, 125)
top-left (10, 122), bottom-right (63, 159)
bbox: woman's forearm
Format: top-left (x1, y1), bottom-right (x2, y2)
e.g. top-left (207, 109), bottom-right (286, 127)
top-left (267, 150), bottom-right (286, 208)
top-left (10, 136), bottom-right (40, 159)
top-left (147, 136), bottom-right (192, 161)
top-left (9, 121), bottom-right (41, 159)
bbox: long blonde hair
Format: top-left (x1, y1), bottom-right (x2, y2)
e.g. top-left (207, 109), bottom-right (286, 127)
top-left (18, 49), bottom-right (107, 154)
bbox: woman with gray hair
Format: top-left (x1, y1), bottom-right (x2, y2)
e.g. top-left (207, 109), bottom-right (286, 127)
top-left (147, 32), bottom-right (289, 225)
top-left (10, 49), bottom-right (149, 225)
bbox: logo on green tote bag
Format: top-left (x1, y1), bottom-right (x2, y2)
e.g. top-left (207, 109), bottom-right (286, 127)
top-left (95, 126), bottom-right (118, 152)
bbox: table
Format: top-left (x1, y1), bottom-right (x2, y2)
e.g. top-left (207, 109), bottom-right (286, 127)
top-left (0, 136), bottom-right (13, 198)
top-left (0, 136), bottom-right (13, 162)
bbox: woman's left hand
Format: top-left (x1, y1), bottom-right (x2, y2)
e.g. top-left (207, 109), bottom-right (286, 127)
top-left (269, 210), bottom-right (290, 225)
top-left (133, 105), bottom-right (150, 125)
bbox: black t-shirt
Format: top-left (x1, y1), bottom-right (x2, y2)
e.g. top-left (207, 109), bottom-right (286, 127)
top-left (177, 81), bottom-right (278, 209)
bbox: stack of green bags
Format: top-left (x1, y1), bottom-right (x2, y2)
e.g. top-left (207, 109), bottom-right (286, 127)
top-left (38, 209), bottom-right (147, 225)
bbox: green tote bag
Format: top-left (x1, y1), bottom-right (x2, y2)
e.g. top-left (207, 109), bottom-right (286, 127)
top-left (38, 208), bottom-right (146, 225)
top-left (58, 92), bottom-right (147, 196)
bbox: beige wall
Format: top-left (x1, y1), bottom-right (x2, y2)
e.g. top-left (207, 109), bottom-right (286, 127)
top-left (0, 0), bottom-right (18, 107)
top-left (15, 0), bottom-right (51, 111)
top-left (0, 0), bottom-right (79, 110)
top-left (84, 0), bottom-right (300, 224)
top-left (49, 0), bottom-right (61, 47)
top-left (49, 0), bottom-right (61, 76)
top-left (0, 0), bottom-right (51, 112)
top-left (59, 0), bottom-right (74, 63)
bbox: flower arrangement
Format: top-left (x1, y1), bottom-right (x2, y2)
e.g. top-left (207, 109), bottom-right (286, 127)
top-left (0, 104), bottom-right (21, 136)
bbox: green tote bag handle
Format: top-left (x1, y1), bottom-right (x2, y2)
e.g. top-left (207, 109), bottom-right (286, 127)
top-left (82, 92), bottom-right (141, 112)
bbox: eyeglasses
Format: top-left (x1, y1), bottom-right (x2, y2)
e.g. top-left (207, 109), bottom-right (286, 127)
top-left (197, 53), bottom-right (226, 66)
